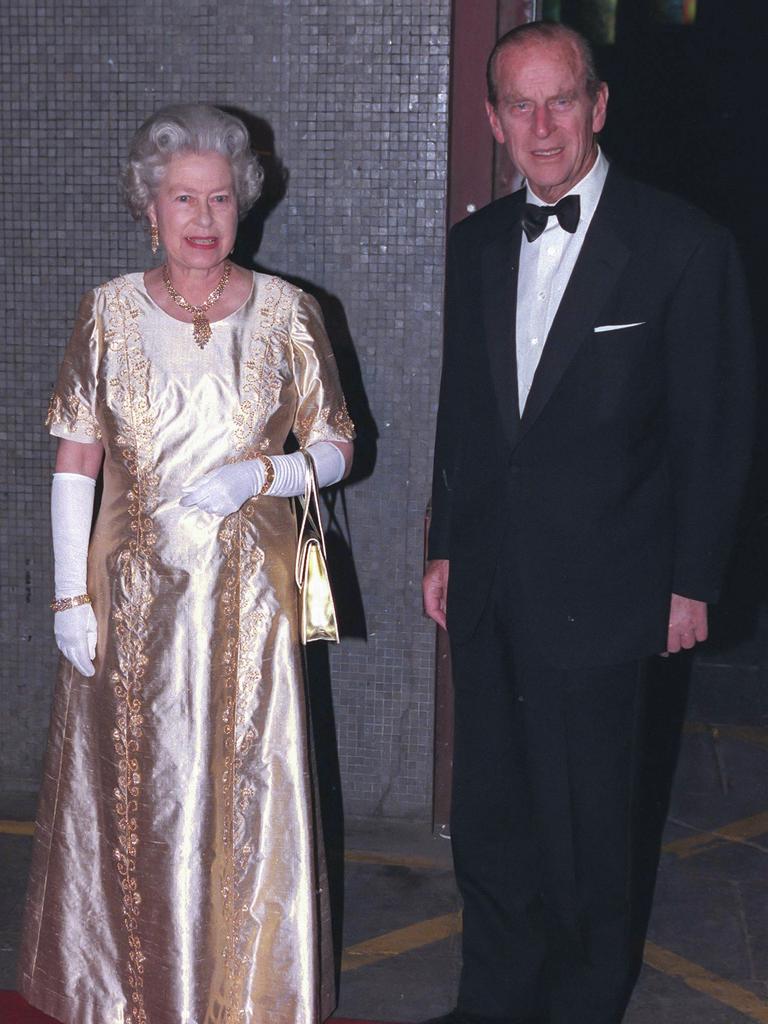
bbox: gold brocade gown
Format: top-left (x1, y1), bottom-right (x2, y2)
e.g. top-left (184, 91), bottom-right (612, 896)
top-left (18, 271), bottom-right (354, 1024)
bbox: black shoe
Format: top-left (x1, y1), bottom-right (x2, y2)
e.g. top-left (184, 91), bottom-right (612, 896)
top-left (420, 1010), bottom-right (547, 1024)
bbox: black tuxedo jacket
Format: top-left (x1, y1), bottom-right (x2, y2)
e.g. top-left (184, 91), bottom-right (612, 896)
top-left (428, 167), bottom-right (754, 668)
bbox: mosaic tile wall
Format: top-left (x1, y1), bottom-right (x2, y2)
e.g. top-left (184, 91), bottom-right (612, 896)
top-left (1, 0), bottom-right (450, 818)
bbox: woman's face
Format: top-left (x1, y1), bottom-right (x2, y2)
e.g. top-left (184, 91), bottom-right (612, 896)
top-left (148, 151), bottom-right (238, 274)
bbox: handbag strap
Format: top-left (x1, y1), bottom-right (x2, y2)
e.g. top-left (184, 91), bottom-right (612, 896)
top-left (295, 451), bottom-right (327, 584)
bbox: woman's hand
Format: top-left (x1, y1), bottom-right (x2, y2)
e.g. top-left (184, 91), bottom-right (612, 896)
top-left (181, 443), bottom-right (351, 515)
top-left (180, 461), bottom-right (264, 516)
top-left (54, 604), bottom-right (98, 677)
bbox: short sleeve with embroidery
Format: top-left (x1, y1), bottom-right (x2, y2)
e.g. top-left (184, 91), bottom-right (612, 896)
top-left (290, 291), bottom-right (355, 448)
top-left (45, 289), bottom-right (103, 443)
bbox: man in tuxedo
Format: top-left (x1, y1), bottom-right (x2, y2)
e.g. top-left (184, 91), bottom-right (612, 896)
top-left (423, 21), bottom-right (753, 1024)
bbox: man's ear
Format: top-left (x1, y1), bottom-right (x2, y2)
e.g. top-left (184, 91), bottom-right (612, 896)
top-left (486, 99), bottom-right (506, 145)
top-left (592, 82), bottom-right (609, 134)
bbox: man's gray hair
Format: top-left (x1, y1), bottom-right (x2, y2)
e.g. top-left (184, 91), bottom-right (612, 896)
top-left (486, 21), bottom-right (602, 107)
top-left (121, 103), bottom-right (264, 220)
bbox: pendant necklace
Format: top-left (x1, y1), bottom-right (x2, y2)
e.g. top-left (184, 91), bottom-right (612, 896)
top-left (162, 261), bottom-right (232, 349)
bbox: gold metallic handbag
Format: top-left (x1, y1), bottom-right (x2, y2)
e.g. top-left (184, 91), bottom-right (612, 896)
top-left (295, 451), bottom-right (340, 644)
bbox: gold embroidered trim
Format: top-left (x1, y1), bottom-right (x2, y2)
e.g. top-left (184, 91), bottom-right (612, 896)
top-left (108, 282), bottom-right (159, 559)
top-left (231, 277), bottom-right (294, 459)
top-left (218, 514), bottom-right (246, 1019)
top-left (212, 275), bottom-right (339, 1019)
top-left (111, 553), bottom-right (152, 1024)
top-left (294, 397), bottom-right (355, 448)
top-left (212, 278), bottom-right (296, 1019)
top-left (216, 501), bottom-right (269, 1020)
top-left (45, 390), bottom-right (103, 440)
top-left (105, 277), bottom-right (158, 1024)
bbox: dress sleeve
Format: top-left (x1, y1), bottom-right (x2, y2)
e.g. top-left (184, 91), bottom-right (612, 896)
top-left (290, 290), bottom-right (355, 447)
top-left (45, 289), bottom-right (103, 443)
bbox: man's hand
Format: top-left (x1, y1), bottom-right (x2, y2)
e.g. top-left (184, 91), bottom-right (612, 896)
top-left (665, 593), bottom-right (708, 654)
top-left (423, 559), bottom-right (450, 630)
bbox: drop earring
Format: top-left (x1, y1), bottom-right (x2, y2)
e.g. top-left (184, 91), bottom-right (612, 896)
top-left (150, 222), bottom-right (160, 255)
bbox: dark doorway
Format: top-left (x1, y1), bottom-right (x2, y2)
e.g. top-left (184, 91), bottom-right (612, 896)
top-left (595, 2), bottom-right (768, 671)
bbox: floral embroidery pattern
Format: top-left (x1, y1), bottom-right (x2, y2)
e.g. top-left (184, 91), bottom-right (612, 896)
top-left (216, 278), bottom-right (297, 1017)
top-left (211, 273), bottom-right (352, 1020)
top-left (235, 551), bottom-right (268, 743)
top-left (45, 390), bottom-right (103, 440)
top-left (294, 398), bottom-right (355, 448)
top-left (111, 553), bottom-right (152, 1024)
top-left (217, 511), bottom-right (252, 1021)
top-left (105, 278), bottom-right (158, 1024)
top-left (231, 277), bottom-right (294, 459)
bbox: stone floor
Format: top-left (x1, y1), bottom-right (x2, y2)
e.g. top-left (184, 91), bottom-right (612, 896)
top-left (336, 703), bottom-right (768, 1023)
top-left (2, 655), bottom-right (767, 1023)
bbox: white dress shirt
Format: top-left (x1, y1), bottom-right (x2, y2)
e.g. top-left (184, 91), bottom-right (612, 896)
top-left (515, 148), bottom-right (609, 412)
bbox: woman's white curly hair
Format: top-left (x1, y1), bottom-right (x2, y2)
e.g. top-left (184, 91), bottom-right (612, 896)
top-left (121, 104), bottom-right (263, 220)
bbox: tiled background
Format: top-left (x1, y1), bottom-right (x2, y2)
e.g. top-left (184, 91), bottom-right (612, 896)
top-left (1, 0), bottom-right (451, 818)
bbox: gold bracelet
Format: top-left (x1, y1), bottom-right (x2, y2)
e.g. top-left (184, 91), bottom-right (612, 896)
top-left (51, 594), bottom-right (92, 613)
top-left (256, 454), bottom-right (276, 496)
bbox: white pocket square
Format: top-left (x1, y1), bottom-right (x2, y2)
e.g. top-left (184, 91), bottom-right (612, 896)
top-left (593, 322), bottom-right (646, 333)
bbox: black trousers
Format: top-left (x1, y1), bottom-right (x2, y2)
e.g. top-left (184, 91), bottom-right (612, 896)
top-left (449, 601), bottom-right (647, 1024)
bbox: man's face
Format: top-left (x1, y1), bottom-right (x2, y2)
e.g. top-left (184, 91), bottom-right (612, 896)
top-left (486, 38), bottom-right (608, 204)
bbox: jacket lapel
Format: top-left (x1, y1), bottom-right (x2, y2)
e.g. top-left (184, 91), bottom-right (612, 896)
top-left (518, 175), bottom-right (631, 441)
top-left (481, 218), bottom-right (523, 447)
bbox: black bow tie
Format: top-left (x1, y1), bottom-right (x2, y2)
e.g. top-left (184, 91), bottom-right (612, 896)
top-left (522, 194), bottom-right (580, 242)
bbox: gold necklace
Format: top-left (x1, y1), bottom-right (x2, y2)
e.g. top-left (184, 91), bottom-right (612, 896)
top-left (162, 261), bottom-right (232, 349)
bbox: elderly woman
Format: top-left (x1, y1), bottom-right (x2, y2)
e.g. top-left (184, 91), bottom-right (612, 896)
top-left (18, 104), bottom-right (354, 1024)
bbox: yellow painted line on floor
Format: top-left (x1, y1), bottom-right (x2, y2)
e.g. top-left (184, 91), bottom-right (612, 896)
top-left (0, 827), bottom-right (454, 870)
top-left (343, 849), bottom-right (448, 871)
top-left (0, 820), bottom-right (34, 836)
top-left (663, 810), bottom-right (768, 859)
top-left (340, 914), bottom-right (768, 1023)
top-left (684, 721), bottom-right (768, 750)
top-left (731, 726), bottom-right (768, 750)
top-left (644, 942), bottom-right (768, 1022)
top-left (6, 811), bottom-right (768, 860)
top-left (733, 726), bottom-right (768, 749)
top-left (341, 911), bottom-right (461, 972)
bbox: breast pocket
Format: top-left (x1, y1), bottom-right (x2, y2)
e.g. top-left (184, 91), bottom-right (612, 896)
top-left (585, 321), bottom-right (659, 423)
top-left (593, 321), bottom-right (647, 334)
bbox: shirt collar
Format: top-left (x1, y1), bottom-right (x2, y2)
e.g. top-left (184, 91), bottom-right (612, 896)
top-left (525, 146), bottom-right (609, 219)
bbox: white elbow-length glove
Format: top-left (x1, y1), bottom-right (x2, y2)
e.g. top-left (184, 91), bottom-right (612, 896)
top-left (51, 472), bottom-right (98, 677)
top-left (180, 441), bottom-right (346, 516)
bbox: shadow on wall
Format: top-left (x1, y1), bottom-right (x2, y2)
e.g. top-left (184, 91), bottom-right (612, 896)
top-left (223, 107), bottom-right (380, 989)
top-left (225, 106), bottom-right (378, 644)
